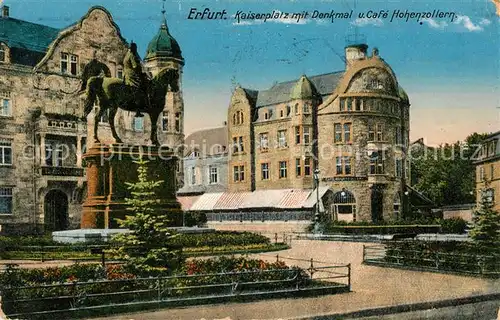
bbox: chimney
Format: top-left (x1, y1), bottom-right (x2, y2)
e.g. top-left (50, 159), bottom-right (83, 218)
top-left (2, 6), bottom-right (9, 18)
top-left (223, 121), bottom-right (227, 126)
top-left (345, 43), bottom-right (368, 69)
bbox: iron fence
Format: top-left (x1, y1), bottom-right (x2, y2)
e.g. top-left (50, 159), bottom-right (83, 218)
top-left (363, 243), bottom-right (500, 277)
top-left (1, 263), bottom-right (350, 319)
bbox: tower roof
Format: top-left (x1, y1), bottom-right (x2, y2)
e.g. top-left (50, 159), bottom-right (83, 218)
top-left (290, 75), bottom-right (319, 100)
top-left (145, 17), bottom-right (183, 63)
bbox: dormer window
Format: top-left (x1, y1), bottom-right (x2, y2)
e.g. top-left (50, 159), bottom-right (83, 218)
top-left (233, 110), bottom-right (244, 125)
top-left (303, 103), bottom-right (311, 114)
top-left (190, 151), bottom-right (200, 158)
top-left (117, 66), bottom-right (123, 79)
top-left (0, 47), bottom-right (5, 63)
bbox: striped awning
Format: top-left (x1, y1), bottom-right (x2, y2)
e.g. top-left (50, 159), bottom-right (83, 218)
top-left (190, 192), bottom-right (224, 211)
top-left (242, 189), bottom-right (290, 208)
top-left (214, 192), bottom-right (251, 210)
top-left (278, 189), bottom-right (312, 209)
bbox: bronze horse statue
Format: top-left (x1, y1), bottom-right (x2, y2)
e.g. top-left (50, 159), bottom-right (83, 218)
top-left (82, 64), bottom-right (179, 146)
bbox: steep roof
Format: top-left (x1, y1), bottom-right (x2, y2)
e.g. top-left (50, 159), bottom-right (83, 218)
top-left (255, 71), bottom-right (344, 107)
top-left (183, 126), bottom-right (228, 157)
top-left (0, 17), bottom-right (59, 53)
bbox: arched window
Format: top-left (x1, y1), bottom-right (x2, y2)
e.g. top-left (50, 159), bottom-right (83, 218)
top-left (332, 189), bottom-right (356, 222)
top-left (393, 192), bottom-right (401, 219)
top-left (239, 111), bottom-right (243, 124)
top-left (233, 113), bottom-right (237, 125)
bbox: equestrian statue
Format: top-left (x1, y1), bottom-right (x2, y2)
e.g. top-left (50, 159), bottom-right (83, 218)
top-left (80, 42), bottom-right (179, 146)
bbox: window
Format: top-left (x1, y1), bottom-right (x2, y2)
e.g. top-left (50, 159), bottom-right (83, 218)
top-left (332, 189), bottom-right (356, 221)
top-left (304, 157), bottom-right (311, 176)
top-left (45, 144), bottom-right (53, 166)
top-left (343, 123), bottom-right (351, 143)
top-left (162, 111), bottom-right (169, 132)
top-left (1, 98), bottom-right (11, 116)
top-left (393, 192), bottom-right (401, 219)
top-left (355, 99), bottom-right (362, 111)
top-left (339, 98), bottom-right (345, 111)
top-left (295, 126), bottom-right (301, 144)
top-left (190, 167), bottom-right (196, 185)
top-left (346, 98), bottom-right (352, 111)
top-left (0, 47), bottom-right (5, 62)
top-left (133, 116), bottom-right (144, 131)
top-left (369, 151), bottom-right (385, 174)
top-left (209, 166), bottom-right (218, 184)
top-left (239, 136), bottom-right (244, 152)
top-left (303, 126), bottom-right (311, 145)
top-left (117, 66), bottom-right (123, 79)
top-left (232, 137), bottom-right (238, 154)
top-left (295, 158), bottom-right (301, 176)
top-left (259, 133), bottom-right (268, 150)
top-left (479, 166), bottom-right (485, 181)
top-left (60, 53), bottom-right (68, 74)
top-left (0, 187), bottom-right (12, 214)
top-left (368, 124), bottom-right (375, 141)
top-left (0, 140), bottom-right (12, 165)
top-left (278, 130), bottom-right (287, 148)
top-left (279, 161), bottom-right (287, 178)
top-left (264, 112), bottom-right (269, 120)
top-left (70, 55), bottom-right (78, 75)
top-left (233, 165), bottom-right (244, 182)
top-left (395, 159), bottom-right (402, 177)
top-left (286, 105), bottom-right (291, 116)
top-left (335, 123), bottom-right (351, 143)
top-left (395, 127), bottom-right (402, 145)
top-left (261, 163), bottom-right (269, 180)
top-left (376, 124), bottom-right (384, 141)
top-left (336, 157), bottom-right (352, 175)
top-left (294, 103), bottom-right (299, 115)
top-left (60, 53), bottom-right (78, 75)
top-left (280, 110), bottom-right (284, 118)
top-left (344, 156), bottom-right (351, 175)
top-left (303, 103), bottom-right (311, 114)
top-left (55, 145), bottom-right (64, 167)
top-left (334, 123), bottom-right (342, 143)
top-left (175, 113), bottom-right (181, 132)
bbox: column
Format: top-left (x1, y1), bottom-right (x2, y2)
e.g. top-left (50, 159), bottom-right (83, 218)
top-left (39, 133), bottom-right (46, 166)
top-left (76, 135), bottom-right (82, 167)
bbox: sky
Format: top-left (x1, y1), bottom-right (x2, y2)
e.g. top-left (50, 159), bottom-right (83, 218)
top-left (4, 0), bottom-right (500, 145)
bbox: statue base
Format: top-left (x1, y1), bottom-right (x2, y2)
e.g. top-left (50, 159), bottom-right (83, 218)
top-left (81, 144), bottom-right (181, 229)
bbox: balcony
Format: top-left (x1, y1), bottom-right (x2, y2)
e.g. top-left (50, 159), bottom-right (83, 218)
top-left (41, 166), bottom-right (84, 177)
top-left (368, 174), bottom-right (390, 185)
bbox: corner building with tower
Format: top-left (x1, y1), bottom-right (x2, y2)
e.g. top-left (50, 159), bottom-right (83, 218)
top-left (226, 44), bottom-right (410, 222)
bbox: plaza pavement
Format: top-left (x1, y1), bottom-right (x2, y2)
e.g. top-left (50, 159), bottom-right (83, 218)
top-left (89, 240), bottom-right (500, 320)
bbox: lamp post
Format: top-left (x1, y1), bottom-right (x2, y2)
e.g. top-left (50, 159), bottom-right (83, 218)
top-left (313, 168), bottom-right (321, 234)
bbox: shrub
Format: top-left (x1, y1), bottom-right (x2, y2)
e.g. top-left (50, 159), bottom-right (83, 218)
top-left (171, 231), bottom-right (270, 248)
top-left (440, 218), bottom-right (468, 234)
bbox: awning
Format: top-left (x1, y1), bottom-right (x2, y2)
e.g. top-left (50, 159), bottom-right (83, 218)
top-left (190, 192), bottom-right (224, 211)
top-left (176, 195), bottom-right (201, 211)
top-left (242, 189), bottom-right (289, 208)
top-left (303, 186), bottom-right (331, 208)
top-left (214, 192), bottom-right (251, 210)
top-left (278, 189), bottom-right (312, 209)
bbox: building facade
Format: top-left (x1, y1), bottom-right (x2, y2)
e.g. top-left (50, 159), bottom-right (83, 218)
top-left (177, 125), bottom-right (229, 196)
top-left (0, 5), bottom-right (185, 234)
top-left (475, 130), bottom-right (500, 212)
top-left (226, 44), bottom-right (410, 222)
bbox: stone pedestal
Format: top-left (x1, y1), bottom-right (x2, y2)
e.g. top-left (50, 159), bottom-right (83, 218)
top-left (81, 144), bottom-right (181, 229)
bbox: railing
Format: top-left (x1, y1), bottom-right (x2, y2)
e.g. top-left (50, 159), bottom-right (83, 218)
top-left (1, 264), bottom-right (350, 319)
top-left (363, 243), bottom-right (500, 277)
top-left (206, 211), bottom-right (313, 222)
top-left (41, 166), bottom-right (84, 177)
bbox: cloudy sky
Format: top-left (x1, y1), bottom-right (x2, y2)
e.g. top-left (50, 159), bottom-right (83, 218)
top-left (6, 0), bottom-right (500, 145)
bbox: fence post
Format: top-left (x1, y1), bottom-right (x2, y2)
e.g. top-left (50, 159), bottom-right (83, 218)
top-left (274, 233), bottom-right (278, 244)
top-left (362, 245), bottom-right (366, 262)
top-left (157, 278), bottom-right (161, 302)
top-left (310, 258), bottom-right (314, 279)
top-left (276, 254), bottom-right (279, 263)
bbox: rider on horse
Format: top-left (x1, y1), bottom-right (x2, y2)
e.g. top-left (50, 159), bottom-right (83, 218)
top-left (123, 42), bottom-right (151, 115)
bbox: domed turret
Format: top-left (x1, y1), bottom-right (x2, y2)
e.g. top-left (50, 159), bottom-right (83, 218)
top-left (290, 75), bottom-right (318, 100)
top-left (145, 17), bottom-right (184, 64)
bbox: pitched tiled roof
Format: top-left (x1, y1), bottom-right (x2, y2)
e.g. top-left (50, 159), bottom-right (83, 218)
top-left (184, 126), bottom-right (228, 157)
top-left (255, 71), bottom-right (344, 108)
top-left (0, 17), bottom-right (59, 53)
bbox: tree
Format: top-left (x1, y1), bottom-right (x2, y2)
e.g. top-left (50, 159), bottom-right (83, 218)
top-left (410, 133), bottom-right (489, 206)
top-left (469, 189), bottom-right (500, 246)
top-left (112, 158), bottom-right (183, 275)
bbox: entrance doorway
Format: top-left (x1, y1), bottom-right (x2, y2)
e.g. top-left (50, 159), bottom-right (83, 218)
top-left (44, 189), bottom-right (68, 231)
top-left (371, 186), bottom-right (384, 223)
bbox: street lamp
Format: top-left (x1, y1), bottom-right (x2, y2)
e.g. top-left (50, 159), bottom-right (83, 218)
top-left (313, 168), bottom-right (321, 234)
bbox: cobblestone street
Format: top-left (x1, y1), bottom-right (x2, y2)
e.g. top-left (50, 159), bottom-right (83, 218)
top-left (90, 240), bottom-right (500, 320)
